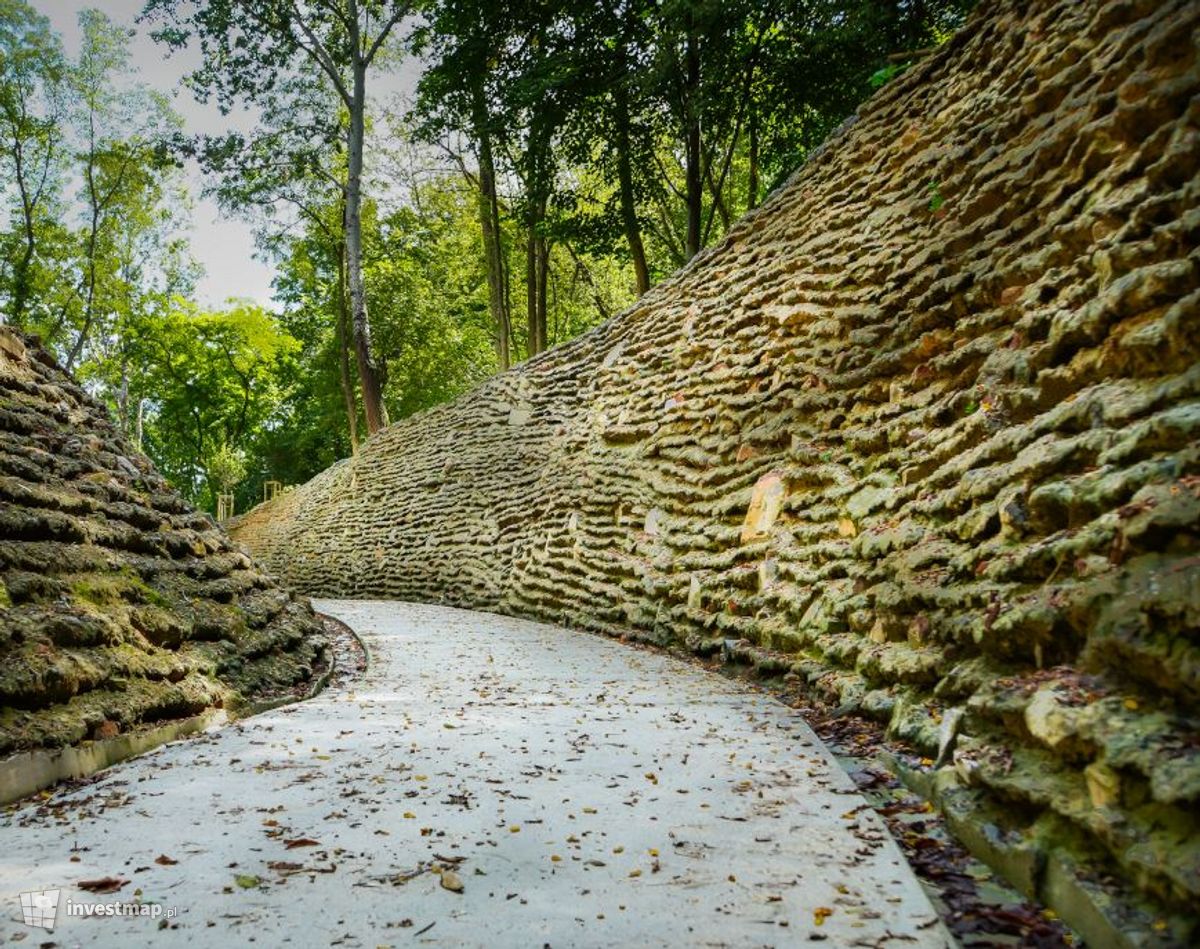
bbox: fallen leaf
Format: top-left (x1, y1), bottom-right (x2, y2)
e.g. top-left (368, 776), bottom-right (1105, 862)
top-left (77, 877), bottom-right (127, 894)
top-left (440, 870), bottom-right (464, 893)
top-left (154, 855), bottom-right (179, 866)
top-left (284, 838), bottom-right (320, 849)
top-left (234, 874), bottom-right (261, 889)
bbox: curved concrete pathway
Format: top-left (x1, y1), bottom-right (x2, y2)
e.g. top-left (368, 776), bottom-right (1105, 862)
top-left (1, 601), bottom-right (952, 947)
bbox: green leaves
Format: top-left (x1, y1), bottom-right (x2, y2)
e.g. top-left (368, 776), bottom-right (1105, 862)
top-left (869, 62), bottom-right (909, 89)
top-left (927, 181), bottom-right (946, 213)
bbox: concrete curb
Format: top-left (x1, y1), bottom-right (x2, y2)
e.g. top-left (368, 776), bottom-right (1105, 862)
top-left (0, 614), bottom-right (360, 807)
top-left (0, 709), bottom-right (227, 807)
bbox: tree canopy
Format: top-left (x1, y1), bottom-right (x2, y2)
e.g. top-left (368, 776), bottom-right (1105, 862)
top-left (0, 0), bottom-right (973, 515)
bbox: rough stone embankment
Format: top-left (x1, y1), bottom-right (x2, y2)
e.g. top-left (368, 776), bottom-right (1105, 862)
top-left (233, 0), bottom-right (1200, 941)
top-left (0, 327), bottom-right (327, 760)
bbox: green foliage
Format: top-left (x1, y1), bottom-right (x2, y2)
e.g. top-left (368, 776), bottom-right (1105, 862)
top-left (130, 300), bottom-right (299, 509)
top-left (208, 443), bottom-right (247, 493)
top-left (869, 62), bottom-right (909, 89)
top-left (927, 180), bottom-right (946, 212)
top-left (0, 0), bottom-right (979, 515)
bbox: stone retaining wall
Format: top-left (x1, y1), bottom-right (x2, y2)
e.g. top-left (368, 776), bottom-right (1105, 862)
top-left (0, 327), bottom-right (327, 760)
top-left (232, 0), bottom-right (1200, 941)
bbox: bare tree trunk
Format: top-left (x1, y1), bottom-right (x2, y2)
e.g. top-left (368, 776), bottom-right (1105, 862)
top-left (11, 166), bottom-right (37, 327)
top-left (747, 106), bottom-right (759, 210)
top-left (525, 226), bottom-right (539, 357)
top-left (704, 155), bottom-right (731, 231)
top-left (536, 232), bottom-right (549, 353)
top-left (344, 62), bottom-right (388, 435)
top-left (336, 227), bottom-right (359, 454)
top-left (66, 176), bottom-right (101, 373)
top-left (117, 361), bottom-right (129, 436)
top-left (524, 197), bottom-right (550, 357)
top-left (564, 241), bottom-right (611, 322)
top-left (474, 87), bottom-right (511, 370)
top-left (614, 82), bottom-right (650, 296)
top-left (684, 25), bottom-right (702, 260)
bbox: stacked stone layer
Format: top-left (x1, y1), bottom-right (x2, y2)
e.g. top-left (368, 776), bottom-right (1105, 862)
top-left (233, 0), bottom-right (1200, 936)
top-left (0, 327), bottom-right (327, 756)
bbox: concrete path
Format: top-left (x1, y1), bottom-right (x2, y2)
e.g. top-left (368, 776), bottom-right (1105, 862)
top-left (1, 600), bottom-right (952, 947)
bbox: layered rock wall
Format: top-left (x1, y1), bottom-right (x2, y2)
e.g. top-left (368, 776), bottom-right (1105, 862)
top-left (0, 328), bottom-right (327, 758)
top-left (233, 0), bottom-right (1200, 939)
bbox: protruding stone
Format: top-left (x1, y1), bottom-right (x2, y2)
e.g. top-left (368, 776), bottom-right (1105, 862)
top-left (1084, 762), bottom-right (1121, 808)
top-left (1024, 689), bottom-right (1074, 750)
top-left (740, 472), bottom-right (786, 544)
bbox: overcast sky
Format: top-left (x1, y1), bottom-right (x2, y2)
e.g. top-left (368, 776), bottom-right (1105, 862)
top-left (32, 1), bottom-right (419, 310)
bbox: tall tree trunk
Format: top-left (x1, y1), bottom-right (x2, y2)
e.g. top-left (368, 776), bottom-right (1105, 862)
top-left (564, 241), bottom-right (611, 321)
top-left (11, 160), bottom-right (37, 326)
top-left (474, 87), bottom-right (511, 370)
top-left (117, 361), bottom-right (129, 436)
top-left (523, 217), bottom-right (547, 357)
top-left (525, 225), bottom-right (540, 357)
top-left (66, 189), bottom-right (101, 372)
top-left (613, 82), bottom-right (650, 296)
top-left (747, 106), bottom-right (760, 210)
top-left (684, 25), bottom-right (703, 260)
top-left (336, 226), bottom-right (359, 455)
top-left (537, 231), bottom-right (549, 352)
top-left (344, 63), bottom-right (388, 435)
top-left (523, 115), bottom-right (553, 358)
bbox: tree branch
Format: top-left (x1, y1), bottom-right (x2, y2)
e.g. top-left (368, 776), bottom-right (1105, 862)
top-left (365, 3), bottom-right (412, 66)
top-left (283, 1), bottom-right (352, 106)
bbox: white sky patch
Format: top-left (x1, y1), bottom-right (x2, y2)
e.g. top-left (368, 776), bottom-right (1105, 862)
top-left (32, 0), bottom-right (422, 310)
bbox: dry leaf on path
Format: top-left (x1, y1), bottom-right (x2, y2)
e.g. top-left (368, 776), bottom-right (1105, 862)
top-left (77, 877), bottom-right (127, 893)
